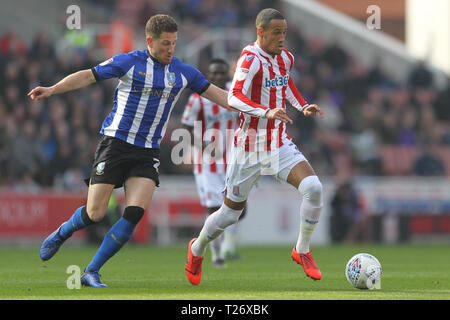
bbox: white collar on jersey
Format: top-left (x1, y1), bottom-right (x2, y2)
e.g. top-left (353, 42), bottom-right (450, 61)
top-left (254, 41), bottom-right (278, 61)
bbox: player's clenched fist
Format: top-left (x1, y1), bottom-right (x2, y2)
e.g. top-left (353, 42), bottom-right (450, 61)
top-left (265, 107), bottom-right (293, 124)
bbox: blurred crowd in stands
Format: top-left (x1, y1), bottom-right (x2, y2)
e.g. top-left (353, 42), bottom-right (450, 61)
top-left (1, 0), bottom-right (450, 192)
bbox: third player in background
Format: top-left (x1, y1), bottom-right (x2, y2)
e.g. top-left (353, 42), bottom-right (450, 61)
top-left (181, 58), bottom-right (246, 268)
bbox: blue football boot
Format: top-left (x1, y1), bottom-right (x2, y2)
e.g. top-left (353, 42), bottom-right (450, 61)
top-left (40, 223), bottom-right (67, 261)
top-left (81, 270), bottom-right (108, 288)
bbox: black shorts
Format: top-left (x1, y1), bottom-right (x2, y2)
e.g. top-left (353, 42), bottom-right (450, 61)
top-left (85, 135), bottom-right (160, 188)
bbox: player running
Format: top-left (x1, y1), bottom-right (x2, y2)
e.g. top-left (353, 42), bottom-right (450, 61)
top-left (181, 58), bottom-right (245, 267)
top-left (185, 8), bottom-right (324, 285)
top-left (29, 14), bottom-right (287, 288)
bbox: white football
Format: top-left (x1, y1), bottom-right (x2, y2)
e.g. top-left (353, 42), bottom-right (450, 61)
top-left (345, 253), bottom-right (382, 290)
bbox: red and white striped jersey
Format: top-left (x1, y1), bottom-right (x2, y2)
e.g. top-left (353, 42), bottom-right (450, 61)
top-left (182, 90), bottom-right (238, 174)
top-left (228, 42), bottom-right (309, 152)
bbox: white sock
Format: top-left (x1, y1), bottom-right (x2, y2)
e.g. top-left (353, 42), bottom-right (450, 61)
top-left (191, 204), bottom-right (242, 257)
top-left (296, 199), bottom-right (322, 253)
top-left (296, 176), bottom-right (323, 253)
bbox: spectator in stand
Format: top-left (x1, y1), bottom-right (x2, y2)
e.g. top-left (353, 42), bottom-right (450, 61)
top-left (10, 119), bottom-right (44, 177)
top-left (0, 29), bottom-right (27, 57)
top-left (378, 111), bottom-right (399, 144)
top-left (14, 171), bottom-right (41, 193)
top-left (408, 60), bottom-right (434, 89)
top-left (398, 108), bottom-right (419, 146)
top-left (322, 41), bottom-right (348, 72)
top-left (349, 122), bottom-right (383, 176)
top-left (433, 77), bottom-right (450, 121)
top-left (413, 144), bottom-right (445, 176)
top-left (29, 31), bottom-right (55, 61)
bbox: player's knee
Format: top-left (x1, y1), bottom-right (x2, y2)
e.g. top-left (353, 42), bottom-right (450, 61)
top-left (224, 196), bottom-right (246, 211)
top-left (80, 206), bottom-right (95, 226)
top-left (85, 205), bottom-right (107, 223)
top-left (298, 175), bottom-right (323, 206)
top-left (123, 206), bottom-right (145, 225)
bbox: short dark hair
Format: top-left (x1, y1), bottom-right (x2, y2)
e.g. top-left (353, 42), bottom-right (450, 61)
top-left (209, 58), bottom-right (229, 69)
top-left (145, 14), bottom-right (178, 39)
top-left (255, 8), bottom-right (285, 30)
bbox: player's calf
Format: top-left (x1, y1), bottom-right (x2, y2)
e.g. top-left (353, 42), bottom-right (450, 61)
top-left (84, 206), bottom-right (144, 273)
top-left (296, 176), bottom-right (323, 254)
top-left (191, 203), bottom-right (243, 257)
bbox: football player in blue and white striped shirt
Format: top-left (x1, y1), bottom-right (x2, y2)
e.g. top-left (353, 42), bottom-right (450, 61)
top-left (28, 14), bottom-right (290, 288)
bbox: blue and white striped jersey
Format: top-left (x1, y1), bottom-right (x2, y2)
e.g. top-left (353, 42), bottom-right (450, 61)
top-left (92, 49), bottom-right (210, 149)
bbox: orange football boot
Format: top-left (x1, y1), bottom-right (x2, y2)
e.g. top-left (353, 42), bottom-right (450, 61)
top-left (185, 238), bottom-right (204, 285)
top-left (291, 248), bottom-right (322, 280)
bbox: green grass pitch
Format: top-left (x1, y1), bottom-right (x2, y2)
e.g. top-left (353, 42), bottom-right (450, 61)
top-left (0, 243), bottom-right (449, 300)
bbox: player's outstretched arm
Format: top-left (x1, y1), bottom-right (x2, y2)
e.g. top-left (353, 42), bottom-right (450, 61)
top-left (28, 69), bottom-right (96, 101)
top-left (203, 79), bottom-right (294, 124)
top-left (200, 84), bottom-right (236, 111)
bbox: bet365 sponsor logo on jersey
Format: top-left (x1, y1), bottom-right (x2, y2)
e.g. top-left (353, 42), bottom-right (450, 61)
top-left (264, 75), bottom-right (289, 88)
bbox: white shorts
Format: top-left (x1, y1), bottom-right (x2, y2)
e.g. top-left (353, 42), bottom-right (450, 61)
top-left (194, 171), bottom-right (227, 208)
top-left (225, 141), bottom-right (307, 202)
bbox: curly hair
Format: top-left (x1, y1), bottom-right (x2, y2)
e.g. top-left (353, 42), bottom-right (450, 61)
top-left (145, 14), bottom-right (178, 39)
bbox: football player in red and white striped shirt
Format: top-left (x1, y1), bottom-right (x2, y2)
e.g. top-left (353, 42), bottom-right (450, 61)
top-left (182, 58), bottom-right (245, 267)
top-left (186, 8), bottom-right (324, 285)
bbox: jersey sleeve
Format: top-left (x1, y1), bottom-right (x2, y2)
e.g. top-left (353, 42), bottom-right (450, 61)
top-left (283, 50), bottom-right (309, 112)
top-left (286, 76), bottom-right (309, 112)
top-left (91, 53), bottom-right (135, 81)
top-left (227, 52), bottom-right (269, 118)
top-left (181, 94), bottom-right (202, 127)
top-left (183, 64), bottom-right (210, 95)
